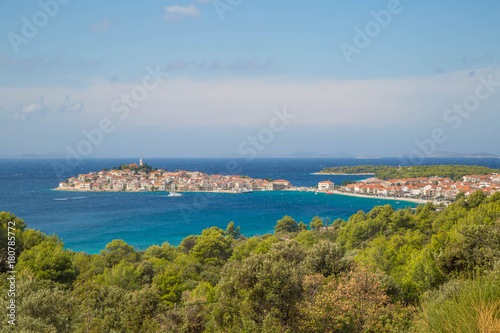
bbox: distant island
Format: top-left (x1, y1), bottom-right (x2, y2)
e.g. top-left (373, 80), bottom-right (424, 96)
top-left (417, 151), bottom-right (500, 158)
top-left (316, 165), bottom-right (500, 181)
top-left (55, 159), bottom-right (296, 193)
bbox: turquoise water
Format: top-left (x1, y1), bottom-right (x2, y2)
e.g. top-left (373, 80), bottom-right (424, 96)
top-left (1, 157), bottom-right (499, 253)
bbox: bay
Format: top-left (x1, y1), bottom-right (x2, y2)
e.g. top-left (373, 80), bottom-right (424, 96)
top-left (1, 157), bottom-right (499, 253)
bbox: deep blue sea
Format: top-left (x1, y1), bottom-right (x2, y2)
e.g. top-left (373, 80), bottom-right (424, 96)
top-left (1, 157), bottom-right (500, 253)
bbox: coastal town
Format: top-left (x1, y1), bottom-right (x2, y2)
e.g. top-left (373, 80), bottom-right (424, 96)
top-left (56, 159), bottom-right (295, 193)
top-left (56, 160), bottom-right (500, 204)
top-left (321, 172), bottom-right (500, 202)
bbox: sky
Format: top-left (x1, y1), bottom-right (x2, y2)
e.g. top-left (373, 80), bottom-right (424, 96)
top-left (1, 0), bottom-right (500, 158)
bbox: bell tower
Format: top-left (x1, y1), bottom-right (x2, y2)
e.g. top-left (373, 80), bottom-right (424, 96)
top-left (140, 158), bottom-right (143, 166)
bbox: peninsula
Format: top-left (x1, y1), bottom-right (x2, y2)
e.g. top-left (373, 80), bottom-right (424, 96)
top-left (317, 165), bottom-right (500, 180)
top-left (316, 165), bottom-right (500, 203)
top-left (55, 160), bottom-right (295, 193)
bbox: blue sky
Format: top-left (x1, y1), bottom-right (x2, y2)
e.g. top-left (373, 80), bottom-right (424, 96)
top-left (1, 0), bottom-right (500, 158)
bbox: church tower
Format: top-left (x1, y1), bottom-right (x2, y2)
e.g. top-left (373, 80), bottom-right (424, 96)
top-left (140, 158), bottom-right (143, 166)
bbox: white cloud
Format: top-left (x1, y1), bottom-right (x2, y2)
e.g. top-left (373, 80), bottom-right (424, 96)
top-left (1, 68), bottom-right (500, 156)
top-left (165, 4), bottom-right (201, 21)
top-left (59, 96), bottom-right (85, 113)
top-left (8, 97), bottom-right (49, 121)
top-left (22, 100), bottom-right (44, 114)
top-left (1, 68), bottom-right (499, 129)
top-left (4, 95), bottom-right (85, 121)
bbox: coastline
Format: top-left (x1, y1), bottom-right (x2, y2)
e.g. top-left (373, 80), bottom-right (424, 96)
top-left (325, 189), bottom-right (431, 205)
top-left (52, 188), bottom-right (244, 194)
top-left (311, 172), bottom-right (375, 175)
top-left (52, 187), bottom-right (430, 205)
top-left (53, 188), bottom-right (309, 194)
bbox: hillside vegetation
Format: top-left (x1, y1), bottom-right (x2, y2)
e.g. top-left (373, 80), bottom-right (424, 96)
top-left (2, 191), bottom-right (500, 332)
top-left (319, 164), bottom-right (500, 181)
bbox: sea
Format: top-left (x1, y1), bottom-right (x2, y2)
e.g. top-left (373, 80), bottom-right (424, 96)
top-left (1, 157), bottom-right (499, 254)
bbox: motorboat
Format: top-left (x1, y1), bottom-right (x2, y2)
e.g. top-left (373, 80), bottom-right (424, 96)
top-left (167, 192), bottom-right (183, 197)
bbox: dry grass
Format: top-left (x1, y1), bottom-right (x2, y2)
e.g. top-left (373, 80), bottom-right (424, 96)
top-left (414, 275), bottom-right (500, 333)
top-left (475, 299), bottom-right (500, 333)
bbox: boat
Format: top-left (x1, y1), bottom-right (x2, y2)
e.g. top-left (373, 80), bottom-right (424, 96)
top-left (239, 188), bottom-right (253, 193)
top-left (326, 192), bottom-right (335, 194)
top-left (167, 192), bottom-right (183, 197)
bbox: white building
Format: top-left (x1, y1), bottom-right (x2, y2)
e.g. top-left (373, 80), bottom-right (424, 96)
top-left (318, 181), bottom-right (335, 191)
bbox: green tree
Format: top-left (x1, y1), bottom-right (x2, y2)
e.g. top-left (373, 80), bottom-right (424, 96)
top-left (191, 227), bottom-right (232, 266)
top-left (17, 237), bottom-right (76, 285)
top-left (152, 264), bottom-right (185, 305)
top-left (295, 230), bottom-right (317, 248)
top-left (213, 241), bottom-right (306, 332)
top-left (73, 279), bottom-right (160, 332)
top-left (455, 192), bottom-right (466, 202)
top-left (305, 241), bottom-right (348, 277)
top-left (96, 260), bottom-right (141, 290)
top-left (274, 215), bottom-right (299, 233)
top-left (300, 265), bottom-right (414, 332)
top-left (436, 221), bottom-right (500, 275)
top-left (356, 230), bottom-right (434, 301)
top-left (143, 241), bottom-right (176, 261)
top-left (225, 221), bottom-right (241, 239)
top-left (0, 276), bottom-right (77, 333)
top-left (179, 235), bottom-right (198, 254)
top-left (230, 235), bottom-right (279, 261)
top-left (22, 229), bottom-right (52, 251)
top-left (309, 216), bottom-right (324, 231)
top-left (99, 239), bottom-right (138, 267)
top-left (297, 221), bottom-right (308, 231)
top-left (466, 190), bottom-right (486, 208)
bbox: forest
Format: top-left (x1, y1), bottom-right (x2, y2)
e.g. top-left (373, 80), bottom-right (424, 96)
top-left (319, 164), bottom-right (500, 181)
top-left (2, 190), bottom-right (500, 332)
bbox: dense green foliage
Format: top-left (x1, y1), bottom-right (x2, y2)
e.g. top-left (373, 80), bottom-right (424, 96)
top-left (112, 163), bottom-right (157, 174)
top-left (319, 165), bottom-right (382, 174)
top-left (320, 164), bottom-right (500, 180)
top-left (341, 180), bottom-right (357, 186)
top-left (2, 191), bottom-right (500, 332)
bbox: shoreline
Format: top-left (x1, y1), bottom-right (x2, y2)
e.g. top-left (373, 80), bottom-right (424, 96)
top-left (325, 189), bottom-right (431, 204)
top-left (52, 188), bottom-right (246, 194)
top-left (52, 187), bottom-right (431, 204)
top-left (311, 172), bottom-right (375, 175)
